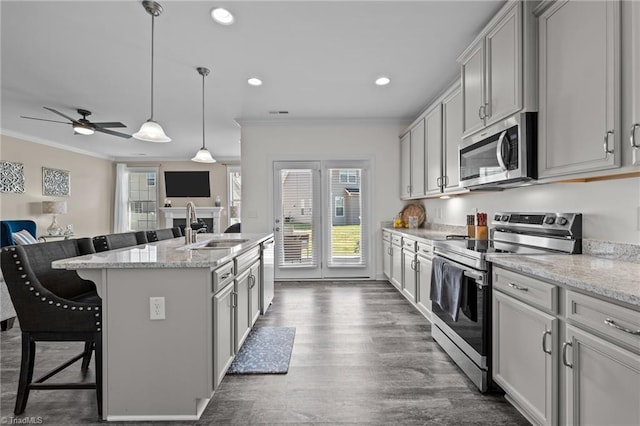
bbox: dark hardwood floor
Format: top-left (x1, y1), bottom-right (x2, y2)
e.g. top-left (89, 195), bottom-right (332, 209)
top-left (1, 281), bottom-right (529, 425)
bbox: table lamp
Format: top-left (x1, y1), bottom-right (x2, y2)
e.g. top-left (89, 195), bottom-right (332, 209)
top-left (42, 200), bottom-right (67, 235)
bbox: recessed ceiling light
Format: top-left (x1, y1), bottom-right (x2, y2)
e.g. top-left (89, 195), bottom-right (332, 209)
top-left (211, 8), bottom-right (234, 25)
top-left (375, 76), bottom-right (391, 86)
top-left (248, 77), bottom-right (263, 86)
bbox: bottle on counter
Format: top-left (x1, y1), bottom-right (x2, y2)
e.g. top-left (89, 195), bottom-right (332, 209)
top-left (467, 215), bottom-right (475, 238)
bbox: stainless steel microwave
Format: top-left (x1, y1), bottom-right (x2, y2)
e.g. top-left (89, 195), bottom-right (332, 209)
top-left (459, 112), bottom-right (537, 188)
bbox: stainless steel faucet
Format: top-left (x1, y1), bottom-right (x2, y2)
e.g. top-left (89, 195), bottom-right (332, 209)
top-left (185, 202), bottom-right (198, 244)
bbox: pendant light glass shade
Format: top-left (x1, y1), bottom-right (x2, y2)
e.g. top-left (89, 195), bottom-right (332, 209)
top-left (134, 1), bottom-right (171, 143)
top-left (191, 67), bottom-right (216, 163)
top-left (73, 123), bottom-right (94, 135)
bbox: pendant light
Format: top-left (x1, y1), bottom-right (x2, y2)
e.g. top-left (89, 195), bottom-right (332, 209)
top-left (133, 1), bottom-right (171, 143)
top-left (191, 67), bottom-right (216, 163)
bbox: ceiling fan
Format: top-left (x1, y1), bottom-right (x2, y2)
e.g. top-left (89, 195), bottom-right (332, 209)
top-left (20, 107), bottom-right (131, 139)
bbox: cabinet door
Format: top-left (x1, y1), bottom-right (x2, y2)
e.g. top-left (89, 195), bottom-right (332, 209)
top-left (234, 269), bottom-right (251, 352)
top-left (401, 250), bottom-right (416, 303)
top-left (249, 260), bottom-right (261, 326)
top-left (400, 133), bottom-right (412, 199)
top-left (442, 85), bottom-right (462, 191)
top-left (425, 105), bottom-right (443, 195)
top-left (415, 254), bottom-right (432, 319)
top-left (390, 243), bottom-right (402, 290)
top-left (382, 238), bottom-right (392, 279)
top-left (461, 40), bottom-right (486, 136)
top-left (493, 291), bottom-right (558, 426)
top-left (564, 324), bottom-right (640, 426)
top-left (485, 1), bottom-right (521, 125)
top-left (213, 283), bottom-right (235, 388)
top-left (538, 0), bottom-right (620, 178)
top-left (410, 119), bottom-right (425, 197)
top-left (632, 0), bottom-right (640, 166)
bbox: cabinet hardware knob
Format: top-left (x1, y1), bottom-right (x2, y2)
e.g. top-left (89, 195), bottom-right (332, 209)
top-left (562, 341), bottom-right (573, 368)
top-left (542, 330), bottom-right (552, 355)
top-left (604, 318), bottom-right (640, 335)
top-left (508, 282), bottom-right (528, 292)
top-left (478, 105), bottom-right (486, 120)
top-left (631, 124), bottom-right (640, 148)
top-left (603, 130), bottom-right (614, 156)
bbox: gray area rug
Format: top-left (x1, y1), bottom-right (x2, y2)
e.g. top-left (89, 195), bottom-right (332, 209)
top-left (227, 327), bottom-right (296, 374)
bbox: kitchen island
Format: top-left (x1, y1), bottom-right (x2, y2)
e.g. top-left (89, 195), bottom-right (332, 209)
top-left (52, 233), bottom-right (273, 421)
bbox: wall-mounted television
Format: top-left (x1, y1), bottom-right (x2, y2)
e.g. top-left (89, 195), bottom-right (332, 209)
top-left (164, 171), bottom-right (211, 197)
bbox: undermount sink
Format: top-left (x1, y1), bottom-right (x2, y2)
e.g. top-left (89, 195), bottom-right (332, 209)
top-left (191, 239), bottom-right (249, 249)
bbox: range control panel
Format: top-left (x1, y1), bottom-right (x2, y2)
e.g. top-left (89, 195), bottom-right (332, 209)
top-left (492, 212), bottom-right (582, 238)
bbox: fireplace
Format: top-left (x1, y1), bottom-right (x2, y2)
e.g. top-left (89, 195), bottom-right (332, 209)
top-left (158, 207), bottom-right (223, 233)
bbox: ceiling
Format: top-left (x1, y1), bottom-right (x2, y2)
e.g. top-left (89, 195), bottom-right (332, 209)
top-left (1, 0), bottom-right (503, 162)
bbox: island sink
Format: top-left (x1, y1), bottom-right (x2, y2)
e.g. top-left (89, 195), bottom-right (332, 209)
top-left (195, 239), bottom-right (249, 249)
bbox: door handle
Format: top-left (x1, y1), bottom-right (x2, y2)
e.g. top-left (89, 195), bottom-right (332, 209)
top-left (275, 227), bottom-right (280, 232)
top-left (483, 102), bottom-right (491, 119)
top-left (603, 130), bottom-right (614, 156)
top-left (496, 130), bottom-right (509, 172)
top-left (562, 341), bottom-right (573, 368)
top-left (631, 124), bottom-right (640, 148)
top-left (541, 330), bottom-right (552, 355)
top-left (478, 105), bottom-right (486, 120)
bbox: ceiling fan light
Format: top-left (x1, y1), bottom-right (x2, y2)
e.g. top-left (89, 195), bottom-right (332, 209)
top-left (191, 147), bottom-right (216, 163)
top-left (73, 123), bottom-right (94, 135)
top-left (132, 119), bottom-right (171, 143)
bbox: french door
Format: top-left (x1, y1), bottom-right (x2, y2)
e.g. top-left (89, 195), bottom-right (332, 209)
top-left (273, 160), bottom-right (370, 280)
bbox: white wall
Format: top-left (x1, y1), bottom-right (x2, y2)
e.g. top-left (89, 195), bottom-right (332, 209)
top-left (240, 121), bottom-right (405, 278)
top-left (424, 177), bottom-right (640, 244)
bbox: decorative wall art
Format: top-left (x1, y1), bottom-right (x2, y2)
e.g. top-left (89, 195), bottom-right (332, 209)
top-left (0, 160), bottom-right (25, 193)
top-left (42, 167), bottom-right (70, 196)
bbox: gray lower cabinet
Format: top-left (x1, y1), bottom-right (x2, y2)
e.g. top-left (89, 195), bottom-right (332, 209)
top-left (213, 282), bottom-right (235, 389)
top-left (249, 259), bottom-right (261, 326)
top-left (382, 231), bottom-right (392, 279)
top-left (493, 290), bottom-right (558, 426)
top-left (401, 238), bottom-right (417, 303)
top-left (390, 234), bottom-right (402, 290)
top-left (234, 267), bottom-right (252, 352)
top-left (415, 242), bottom-right (433, 319)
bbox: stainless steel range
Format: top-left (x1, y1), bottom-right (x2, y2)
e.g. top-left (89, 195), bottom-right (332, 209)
top-left (431, 212), bottom-right (582, 392)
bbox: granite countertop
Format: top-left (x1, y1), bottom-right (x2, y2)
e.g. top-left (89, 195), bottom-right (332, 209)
top-left (52, 233), bottom-right (272, 270)
top-left (382, 227), bottom-right (454, 243)
top-left (487, 254), bottom-right (640, 308)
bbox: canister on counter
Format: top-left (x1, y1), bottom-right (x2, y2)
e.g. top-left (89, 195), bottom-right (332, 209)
top-left (476, 212), bottom-right (488, 240)
top-left (466, 215), bottom-right (475, 238)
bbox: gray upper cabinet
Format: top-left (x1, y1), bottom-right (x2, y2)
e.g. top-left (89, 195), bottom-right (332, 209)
top-left (425, 105), bottom-right (443, 195)
top-left (410, 118), bottom-right (426, 197)
top-left (459, 1), bottom-right (537, 138)
top-left (537, 0), bottom-right (621, 178)
top-left (400, 132), bottom-right (411, 199)
top-left (631, 1), bottom-right (640, 166)
top-left (442, 83), bottom-right (463, 192)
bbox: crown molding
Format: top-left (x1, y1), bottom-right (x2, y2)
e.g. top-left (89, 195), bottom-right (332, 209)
top-left (1, 129), bottom-right (115, 161)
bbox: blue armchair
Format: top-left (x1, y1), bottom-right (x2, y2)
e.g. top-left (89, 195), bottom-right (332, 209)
top-left (1, 220), bottom-right (37, 331)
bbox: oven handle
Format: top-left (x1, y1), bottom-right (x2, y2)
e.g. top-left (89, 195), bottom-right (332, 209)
top-left (496, 130), bottom-right (509, 172)
top-left (434, 254), bottom-right (487, 287)
top-left (463, 270), bottom-right (486, 286)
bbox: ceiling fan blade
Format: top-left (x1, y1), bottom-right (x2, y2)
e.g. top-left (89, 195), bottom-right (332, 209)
top-left (20, 116), bottom-right (70, 124)
top-left (92, 121), bottom-right (127, 128)
top-left (43, 106), bottom-right (77, 123)
top-left (94, 127), bottom-right (132, 139)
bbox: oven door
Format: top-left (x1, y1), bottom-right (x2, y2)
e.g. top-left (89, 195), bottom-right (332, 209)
top-left (459, 112), bottom-right (536, 188)
top-left (431, 263), bottom-right (490, 361)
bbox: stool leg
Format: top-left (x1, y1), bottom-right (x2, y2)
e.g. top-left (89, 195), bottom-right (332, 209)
top-left (14, 333), bottom-right (35, 415)
top-left (94, 334), bottom-right (103, 417)
top-left (81, 341), bottom-right (93, 373)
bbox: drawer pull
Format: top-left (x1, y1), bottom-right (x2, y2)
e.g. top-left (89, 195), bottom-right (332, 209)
top-left (220, 272), bottom-right (231, 279)
top-left (604, 318), bottom-right (640, 336)
top-left (542, 330), bottom-right (552, 355)
top-left (508, 282), bottom-right (528, 292)
top-left (562, 341), bottom-right (573, 368)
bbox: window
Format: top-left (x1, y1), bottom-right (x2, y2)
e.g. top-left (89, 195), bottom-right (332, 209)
top-left (339, 170), bottom-right (358, 184)
top-left (335, 196), bottom-right (344, 217)
top-left (128, 169), bottom-right (158, 231)
top-left (227, 166), bottom-right (241, 225)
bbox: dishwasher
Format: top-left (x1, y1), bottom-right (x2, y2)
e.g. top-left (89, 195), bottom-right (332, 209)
top-left (260, 238), bottom-right (275, 314)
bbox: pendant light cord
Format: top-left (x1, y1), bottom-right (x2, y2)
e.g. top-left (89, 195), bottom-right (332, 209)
top-left (150, 14), bottom-right (155, 121)
top-left (202, 72), bottom-right (206, 149)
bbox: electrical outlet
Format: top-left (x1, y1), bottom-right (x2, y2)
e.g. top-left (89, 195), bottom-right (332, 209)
top-left (149, 297), bottom-right (165, 320)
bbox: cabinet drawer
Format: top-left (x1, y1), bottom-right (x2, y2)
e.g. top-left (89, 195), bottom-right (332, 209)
top-left (236, 246), bottom-right (260, 274)
top-left (403, 238), bottom-right (416, 252)
top-left (391, 235), bottom-right (402, 246)
top-left (382, 231), bottom-right (391, 242)
top-left (493, 267), bottom-right (558, 313)
top-left (212, 261), bottom-right (234, 293)
top-left (417, 241), bottom-right (433, 257)
top-left (566, 290), bottom-right (640, 353)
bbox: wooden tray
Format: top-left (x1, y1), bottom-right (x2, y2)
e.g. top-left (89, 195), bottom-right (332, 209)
top-left (401, 203), bottom-right (426, 226)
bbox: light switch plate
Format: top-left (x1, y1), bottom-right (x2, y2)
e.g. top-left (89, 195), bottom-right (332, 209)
top-left (150, 297), bottom-right (165, 320)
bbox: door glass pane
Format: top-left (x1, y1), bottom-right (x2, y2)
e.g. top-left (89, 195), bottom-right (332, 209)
top-left (328, 168), bottom-right (362, 266)
top-left (279, 169), bottom-right (315, 267)
top-left (228, 167), bottom-right (241, 225)
top-left (128, 171), bottom-right (158, 231)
